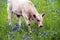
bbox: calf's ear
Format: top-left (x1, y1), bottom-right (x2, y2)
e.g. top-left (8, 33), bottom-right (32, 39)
top-left (41, 13), bottom-right (45, 17)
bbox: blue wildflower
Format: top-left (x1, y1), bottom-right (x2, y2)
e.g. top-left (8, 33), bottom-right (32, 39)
top-left (29, 35), bottom-right (32, 39)
top-left (6, 19), bottom-right (12, 27)
top-left (12, 26), bottom-right (18, 31)
top-left (7, 32), bottom-right (10, 35)
top-left (2, 0), bottom-right (7, 2)
top-left (12, 35), bottom-right (15, 39)
top-left (9, 24), bottom-right (12, 27)
top-left (22, 34), bottom-right (27, 39)
top-left (51, 10), bottom-right (55, 12)
top-left (17, 29), bottom-right (20, 32)
top-left (44, 32), bottom-right (48, 37)
top-left (40, 34), bottom-right (44, 37)
top-left (45, 33), bottom-right (48, 36)
top-left (50, 0), bottom-right (54, 2)
top-left (31, 28), bottom-right (35, 32)
top-left (44, 32), bottom-right (47, 35)
top-left (55, 10), bottom-right (59, 13)
top-left (26, 33), bottom-right (32, 39)
top-left (21, 23), bottom-right (25, 29)
top-left (16, 23), bottom-right (19, 27)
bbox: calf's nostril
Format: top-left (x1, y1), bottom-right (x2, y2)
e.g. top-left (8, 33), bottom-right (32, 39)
top-left (40, 26), bottom-right (43, 27)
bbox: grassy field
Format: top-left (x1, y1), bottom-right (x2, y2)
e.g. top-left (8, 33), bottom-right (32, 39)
top-left (0, 0), bottom-right (60, 40)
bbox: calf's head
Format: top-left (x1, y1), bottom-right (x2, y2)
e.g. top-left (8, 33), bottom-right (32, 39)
top-left (33, 13), bottom-right (45, 27)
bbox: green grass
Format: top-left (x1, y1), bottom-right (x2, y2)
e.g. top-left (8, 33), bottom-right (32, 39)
top-left (0, 0), bottom-right (60, 40)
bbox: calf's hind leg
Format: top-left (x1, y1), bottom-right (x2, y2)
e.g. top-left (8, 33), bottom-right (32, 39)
top-left (7, 3), bottom-right (12, 26)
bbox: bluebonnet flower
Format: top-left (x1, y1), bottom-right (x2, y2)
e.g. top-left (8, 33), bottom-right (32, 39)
top-left (12, 26), bottom-right (18, 31)
top-left (2, 0), bottom-right (7, 2)
top-left (29, 35), bottom-right (32, 39)
top-left (31, 28), bottom-right (35, 32)
top-left (51, 10), bottom-right (55, 12)
top-left (16, 23), bottom-right (19, 27)
top-left (9, 24), bottom-right (12, 27)
top-left (26, 33), bottom-right (32, 39)
top-left (55, 10), bottom-right (59, 13)
top-left (21, 23), bottom-right (25, 29)
top-left (44, 32), bottom-right (48, 37)
top-left (7, 32), bottom-right (10, 35)
top-left (5, 20), bottom-right (10, 27)
top-left (44, 32), bottom-right (47, 35)
top-left (7, 32), bottom-right (10, 40)
top-left (22, 34), bottom-right (27, 39)
top-left (40, 34), bottom-right (44, 37)
top-left (17, 29), bottom-right (20, 32)
top-left (12, 35), bottom-right (15, 40)
top-left (45, 33), bottom-right (48, 36)
top-left (50, 0), bottom-right (54, 2)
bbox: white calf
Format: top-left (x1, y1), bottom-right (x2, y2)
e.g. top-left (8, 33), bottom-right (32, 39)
top-left (7, 0), bottom-right (45, 32)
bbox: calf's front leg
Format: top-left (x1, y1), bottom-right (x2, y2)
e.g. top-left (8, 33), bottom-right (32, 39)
top-left (16, 15), bottom-right (21, 26)
top-left (22, 10), bottom-right (32, 33)
top-left (24, 15), bottom-right (32, 33)
top-left (26, 20), bottom-right (32, 33)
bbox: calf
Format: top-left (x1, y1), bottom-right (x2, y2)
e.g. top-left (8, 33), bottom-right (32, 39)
top-left (7, 0), bottom-right (45, 32)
